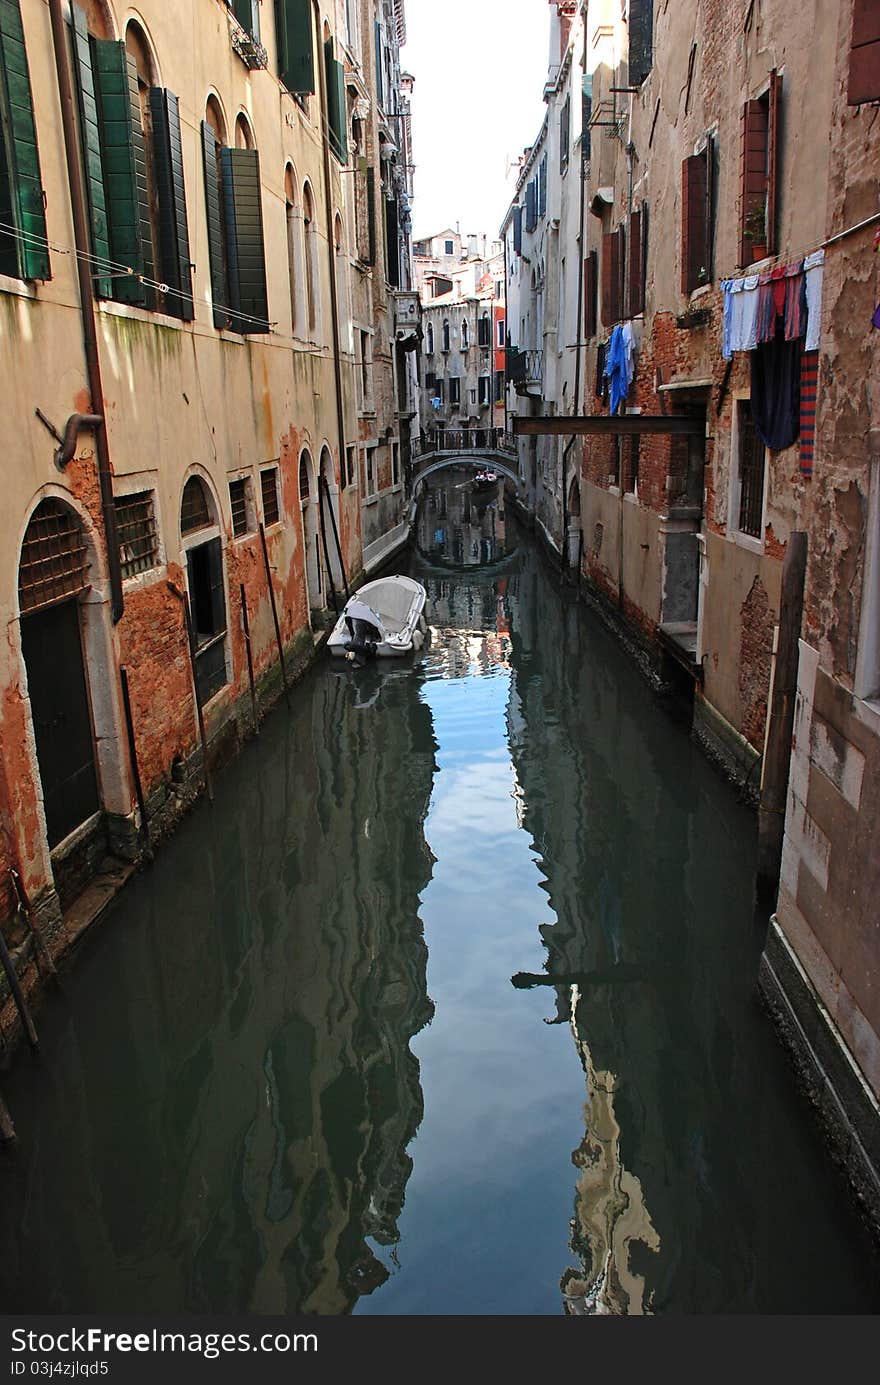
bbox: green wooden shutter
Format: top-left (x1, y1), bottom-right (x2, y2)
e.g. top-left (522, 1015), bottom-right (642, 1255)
top-left (93, 39), bottom-right (154, 305)
top-left (0, 0), bottom-right (50, 279)
top-left (70, 6), bottom-right (112, 297)
top-left (201, 121), bottom-right (228, 329)
top-left (220, 146), bottom-right (269, 333)
top-left (150, 88), bottom-right (192, 320)
top-left (324, 40), bottom-right (347, 163)
top-left (275, 0), bottom-right (314, 95)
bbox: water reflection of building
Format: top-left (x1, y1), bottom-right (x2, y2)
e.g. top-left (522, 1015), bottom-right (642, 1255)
top-left (504, 543), bottom-right (772, 1314)
top-left (0, 661), bottom-right (437, 1315)
top-left (417, 477), bottom-right (507, 569)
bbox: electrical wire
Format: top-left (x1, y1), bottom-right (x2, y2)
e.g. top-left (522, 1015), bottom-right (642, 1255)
top-left (0, 217), bottom-right (278, 332)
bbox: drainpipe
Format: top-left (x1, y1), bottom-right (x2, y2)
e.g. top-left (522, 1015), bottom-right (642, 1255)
top-left (314, 2), bottom-right (352, 595)
top-left (561, 10), bottom-right (589, 574)
top-left (48, 0), bottom-right (123, 622)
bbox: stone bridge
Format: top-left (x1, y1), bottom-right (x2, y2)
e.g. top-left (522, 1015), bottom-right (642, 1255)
top-left (411, 428), bottom-right (520, 494)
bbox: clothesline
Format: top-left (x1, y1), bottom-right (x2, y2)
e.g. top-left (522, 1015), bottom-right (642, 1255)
top-left (722, 249), bottom-right (824, 357)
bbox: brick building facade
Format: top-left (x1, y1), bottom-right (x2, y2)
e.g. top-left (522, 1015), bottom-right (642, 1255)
top-left (504, 0), bottom-right (880, 1230)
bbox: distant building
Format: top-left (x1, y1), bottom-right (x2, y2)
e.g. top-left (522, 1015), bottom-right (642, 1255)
top-left (413, 229), bottom-right (506, 441)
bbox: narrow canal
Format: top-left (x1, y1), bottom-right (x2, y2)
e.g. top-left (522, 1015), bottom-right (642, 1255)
top-left (0, 476), bottom-right (876, 1314)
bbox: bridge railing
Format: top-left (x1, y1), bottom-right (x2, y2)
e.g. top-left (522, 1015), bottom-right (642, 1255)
top-left (413, 427), bottom-right (517, 460)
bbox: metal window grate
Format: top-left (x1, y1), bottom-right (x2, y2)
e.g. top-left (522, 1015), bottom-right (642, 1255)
top-left (738, 401), bottom-right (765, 538)
top-left (19, 500), bottom-right (90, 615)
top-left (229, 478), bottom-right (249, 537)
top-left (181, 477), bottom-right (212, 534)
top-left (261, 467), bottom-right (280, 526)
top-left (115, 491), bottom-right (159, 580)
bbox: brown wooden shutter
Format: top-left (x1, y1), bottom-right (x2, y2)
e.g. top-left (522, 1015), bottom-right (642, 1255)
top-left (615, 222), bottom-right (626, 323)
top-left (601, 231), bottom-right (614, 326)
top-left (628, 207), bottom-right (643, 316)
top-left (848, 0), bottom-right (880, 103)
top-left (766, 71), bottom-right (781, 256)
top-left (584, 249), bottom-right (597, 338)
top-left (682, 152), bottom-right (709, 293)
top-left (739, 98), bottom-right (768, 267)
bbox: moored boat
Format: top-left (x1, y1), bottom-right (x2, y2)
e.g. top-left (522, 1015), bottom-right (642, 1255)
top-left (327, 575), bottom-right (428, 664)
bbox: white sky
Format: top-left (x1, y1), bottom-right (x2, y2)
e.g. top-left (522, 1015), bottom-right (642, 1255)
top-left (401, 0), bottom-right (550, 243)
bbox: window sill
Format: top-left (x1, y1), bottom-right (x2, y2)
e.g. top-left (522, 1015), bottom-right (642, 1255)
top-left (364, 493), bottom-right (379, 506)
top-left (98, 299), bottom-right (188, 333)
top-left (0, 273), bottom-right (37, 300)
top-left (854, 696), bottom-right (880, 739)
top-left (729, 529), bottom-right (765, 556)
top-left (121, 564), bottom-right (166, 594)
top-left (689, 283), bottom-right (713, 302)
top-left (262, 520), bottom-right (283, 534)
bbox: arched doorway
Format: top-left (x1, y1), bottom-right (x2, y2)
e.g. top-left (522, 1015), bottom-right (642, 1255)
top-left (299, 450), bottom-right (323, 614)
top-left (567, 475), bottom-right (582, 567)
top-left (180, 474), bottom-right (228, 705)
top-left (18, 500), bottom-right (100, 847)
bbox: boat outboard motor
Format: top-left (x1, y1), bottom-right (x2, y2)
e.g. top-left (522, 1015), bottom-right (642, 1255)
top-left (342, 599), bottom-right (384, 667)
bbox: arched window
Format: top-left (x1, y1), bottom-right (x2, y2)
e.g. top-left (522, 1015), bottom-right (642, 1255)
top-left (426, 322), bottom-right (434, 354)
top-left (285, 165), bottom-right (301, 336)
top-left (299, 454), bottom-right (310, 500)
top-left (461, 318), bottom-right (469, 349)
top-left (201, 95), bottom-right (269, 333)
top-left (180, 476), bottom-right (212, 534)
top-left (234, 112), bottom-right (254, 150)
top-left (303, 182), bottom-right (319, 339)
top-left (478, 310), bottom-right (491, 347)
top-left (442, 319), bottom-right (450, 352)
top-left (205, 93), bottom-right (226, 146)
top-left (124, 21), bottom-right (160, 275)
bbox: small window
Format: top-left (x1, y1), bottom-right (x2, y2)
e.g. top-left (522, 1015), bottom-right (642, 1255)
top-left (449, 377), bottom-right (461, 405)
top-left (444, 238), bottom-right (454, 255)
top-left (346, 445), bottom-right (356, 487)
top-left (115, 491), bottom-right (160, 579)
top-left (734, 401), bottom-right (766, 540)
top-left (479, 375), bottom-right (491, 405)
top-left (461, 319), bottom-right (469, 349)
top-left (497, 318), bottom-right (505, 347)
top-left (392, 443), bottom-right (400, 487)
top-left (181, 476), bottom-right (212, 534)
top-left (299, 454), bottom-right (310, 500)
top-left (229, 477), bottom-right (251, 537)
top-left (260, 466), bottom-right (281, 526)
top-left (426, 322), bottom-right (434, 354)
top-left (364, 445), bottom-right (376, 498)
top-left (442, 320), bottom-right (450, 352)
top-left (494, 370), bottom-right (505, 404)
top-left (478, 313), bottom-right (491, 347)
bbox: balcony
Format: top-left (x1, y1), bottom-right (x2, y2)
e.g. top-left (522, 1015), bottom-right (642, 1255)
top-left (506, 346), bottom-right (544, 396)
top-left (393, 290), bottom-right (420, 346)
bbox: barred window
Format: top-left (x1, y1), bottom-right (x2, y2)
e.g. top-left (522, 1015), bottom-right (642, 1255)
top-left (115, 491), bottom-right (159, 580)
top-left (229, 478), bottom-right (249, 538)
top-left (737, 401), bottom-right (766, 539)
top-left (19, 500), bottom-right (89, 615)
top-left (181, 476), bottom-right (212, 534)
top-left (261, 467), bottom-right (280, 526)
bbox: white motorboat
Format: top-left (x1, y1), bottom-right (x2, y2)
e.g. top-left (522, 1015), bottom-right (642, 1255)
top-left (327, 575), bottom-right (429, 663)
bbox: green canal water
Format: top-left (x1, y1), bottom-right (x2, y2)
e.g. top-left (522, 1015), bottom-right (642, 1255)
top-left (0, 479), bottom-right (877, 1314)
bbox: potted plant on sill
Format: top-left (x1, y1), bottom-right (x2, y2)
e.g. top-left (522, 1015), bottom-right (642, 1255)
top-left (745, 197), bottom-right (768, 262)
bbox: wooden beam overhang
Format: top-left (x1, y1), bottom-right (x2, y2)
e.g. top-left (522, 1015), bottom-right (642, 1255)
top-left (513, 415), bottom-right (705, 437)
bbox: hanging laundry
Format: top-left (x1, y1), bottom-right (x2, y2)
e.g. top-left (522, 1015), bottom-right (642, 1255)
top-left (604, 323), bottom-right (634, 415)
top-left (722, 280), bottom-right (735, 359)
top-left (741, 274), bottom-right (760, 349)
top-left (784, 262), bottom-right (807, 341)
top-left (596, 341), bottom-right (608, 399)
top-left (803, 248), bottom-right (824, 350)
top-left (756, 272), bottom-right (775, 342)
top-left (750, 328), bottom-right (802, 451)
top-left (799, 350), bottom-right (819, 476)
top-left (873, 302), bottom-right (880, 331)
